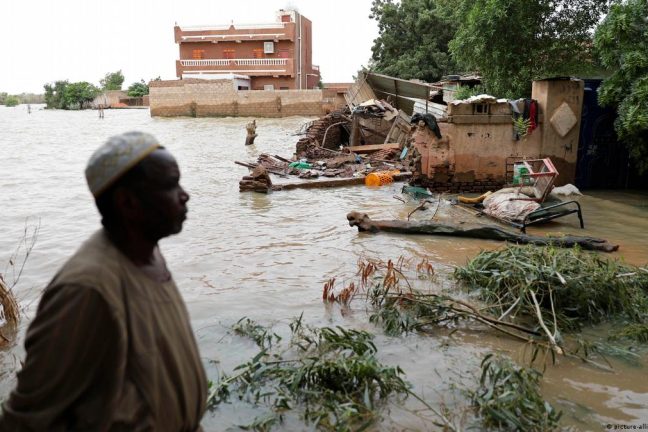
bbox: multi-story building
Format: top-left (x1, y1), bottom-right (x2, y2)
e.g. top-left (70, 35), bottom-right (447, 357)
top-left (174, 9), bottom-right (320, 90)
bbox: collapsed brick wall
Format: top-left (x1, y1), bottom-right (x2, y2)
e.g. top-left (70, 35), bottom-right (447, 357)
top-left (295, 110), bottom-right (350, 156)
top-left (149, 79), bottom-right (329, 117)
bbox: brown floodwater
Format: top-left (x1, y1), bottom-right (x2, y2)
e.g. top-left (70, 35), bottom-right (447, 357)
top-left (0, 106), bottom-right (646, 431)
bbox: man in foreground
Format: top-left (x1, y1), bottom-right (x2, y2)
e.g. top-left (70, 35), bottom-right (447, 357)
top-left (0, 131), bottom-right (207, 431)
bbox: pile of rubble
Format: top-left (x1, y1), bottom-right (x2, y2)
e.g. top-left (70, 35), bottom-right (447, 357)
top-left (237, 145), bottom-right (409, 193)
top-left (239, 165), bottom-right (273, 193)
top-left (295, 110), bottom-right (351, 157)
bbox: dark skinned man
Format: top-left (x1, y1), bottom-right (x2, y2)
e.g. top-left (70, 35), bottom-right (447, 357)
top-left (0, 131), bottom-right (207, 431)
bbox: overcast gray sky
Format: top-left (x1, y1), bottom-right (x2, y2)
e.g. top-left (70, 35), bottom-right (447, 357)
top-left (0, 0), bottom-right (378, 94)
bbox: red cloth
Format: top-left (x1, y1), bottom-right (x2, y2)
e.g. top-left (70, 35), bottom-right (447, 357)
top-left (528, 100), bottom-right (538, 134)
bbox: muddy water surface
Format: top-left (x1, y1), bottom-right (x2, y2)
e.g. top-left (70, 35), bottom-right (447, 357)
top-left (1, 106), bottom-right (647, 430)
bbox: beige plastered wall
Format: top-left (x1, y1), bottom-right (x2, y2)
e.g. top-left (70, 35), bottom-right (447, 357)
top-left (414, 79), bottom-right (584, 186)
top-left (149, 79), bottom-right (329, 117)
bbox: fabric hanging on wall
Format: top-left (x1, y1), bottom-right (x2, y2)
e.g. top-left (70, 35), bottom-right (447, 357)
top-left (410, 113), bottom-right (442, 139)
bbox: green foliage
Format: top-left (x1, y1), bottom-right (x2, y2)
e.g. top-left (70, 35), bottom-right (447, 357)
top-left (368, 285), bottom-right (467, 336)
top-left (454, 245), bottom-right (648, 332)
top-left (63, 82), bottom-right (100, 110)
top-left (369, 0), bottom-right (456, 82)
top-left (210, 317), bottom-right (412, 431)
top-left (44, 81), bottom-right (99, 110)
top-left (609, 323), bottom-right (648, 344)
top-left (448, 0), bottom-right (609, 98)
top-left (452, 84), bottom-right (487, 101)
top-left (127, 80), bottom-right (149, 97)
top-left (469, 354), bottom-right (562, 431)
top-left (512, 116), bottom-right (532, 139)
top-left (43, 81), bottom-right (69, 109)
top-left (594, 0), bottom-right (648, 173)
top-left (232, 317), bottom-right (282, 349)
top-left (100, 70), bottom-right (125, 90)
top-left (0, 92), bottom-right (7, 104)
top-left (4, 95), bottom-right (20, 107)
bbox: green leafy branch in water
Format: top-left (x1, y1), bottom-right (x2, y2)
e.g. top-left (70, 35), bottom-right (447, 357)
top-left (469, 354), bottom-right (562, 432)
top-left (209, 316), bottom-right (432, 432)
top-left (333, 251), bottom-right (646, 372)
top-left (232, 317), bottom-right (282, 350)
top-left (313, 249), bottom-right (648, 431)
top-left (454, 245), bottom-right (648, 334)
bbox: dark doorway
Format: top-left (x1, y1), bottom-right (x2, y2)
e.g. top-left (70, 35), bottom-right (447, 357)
top-left (576, 80), bottom-right (630, 189)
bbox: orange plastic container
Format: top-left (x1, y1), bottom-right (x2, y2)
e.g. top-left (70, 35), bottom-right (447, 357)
top-left (365, 170), bottom-right (401, 187)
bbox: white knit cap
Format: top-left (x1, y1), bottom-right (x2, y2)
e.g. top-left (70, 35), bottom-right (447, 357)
top-left (85, 131), bottom-right (160, 197)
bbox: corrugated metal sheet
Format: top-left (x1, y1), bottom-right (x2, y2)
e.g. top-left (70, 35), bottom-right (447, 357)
top-left (413, 100), bottom-right (447, 119)
top-left (345, 71), bottom-right (434, 115)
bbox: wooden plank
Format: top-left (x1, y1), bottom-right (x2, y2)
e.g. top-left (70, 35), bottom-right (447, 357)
top-left (347, 143), bottom-right (401, 153)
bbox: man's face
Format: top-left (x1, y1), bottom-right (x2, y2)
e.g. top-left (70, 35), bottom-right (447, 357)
top-left (132, 149), bottom-right (189, 240)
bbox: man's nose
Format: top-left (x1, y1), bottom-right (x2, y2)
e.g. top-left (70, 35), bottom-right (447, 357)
top-left (179, 187), bottom-right (189, 203)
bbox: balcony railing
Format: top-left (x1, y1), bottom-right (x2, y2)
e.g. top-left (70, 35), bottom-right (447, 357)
top-left (181, 59), bottom-right (230, 67)
top-left (177, 58), bottom-right (294, 78)
top-left (180, 58), bottom-right (288, 67)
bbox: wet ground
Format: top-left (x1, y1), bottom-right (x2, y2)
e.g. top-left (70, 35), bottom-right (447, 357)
top-left (1, 105), bottom-right (647, 430)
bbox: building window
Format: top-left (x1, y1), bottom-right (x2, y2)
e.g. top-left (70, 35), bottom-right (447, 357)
top-left (192, 49), bottom-right (204, 59)
top-left (224, 49), bottom-right (235, 59)
top-left (474, 103), bottom-right (489, 114)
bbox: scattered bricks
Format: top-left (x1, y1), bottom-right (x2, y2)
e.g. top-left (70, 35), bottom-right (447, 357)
top-left (239, 165), bottom-right (272, 193)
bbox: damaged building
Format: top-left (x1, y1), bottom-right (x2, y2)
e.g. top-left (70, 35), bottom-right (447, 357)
top-left (294, 71), bottom-right (584, 193)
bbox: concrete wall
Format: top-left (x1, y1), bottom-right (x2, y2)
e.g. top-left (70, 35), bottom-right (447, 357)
top-left (534, 79), bottom-right (584, 185)
top-left (149, 79), bottom-right (328, 117)
top-left (444, 101), bottom-right (542, 182)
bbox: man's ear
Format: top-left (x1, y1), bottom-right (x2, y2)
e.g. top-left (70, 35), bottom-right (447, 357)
top-left (113, 187), bottom-right (142, 220)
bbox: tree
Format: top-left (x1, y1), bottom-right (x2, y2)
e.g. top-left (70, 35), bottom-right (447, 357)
top-left (4, 95), bottom-right (20, 107)
top-left (127, 80), bottom-right (149, 97)
top-left (0, 92), bottom-right (7, 104)
top-left (44, 80), bottom-right (69, 109)
top-left (63, 82), bottom-right (100, 109)
top-left (100, 70), bottom-right (125, 91)
top-left (448, 0), bottom-right (609, 98)
top-left (594, 0), bottom-right (648, 173)
top-left (369, 0), bottom-right (456, 83)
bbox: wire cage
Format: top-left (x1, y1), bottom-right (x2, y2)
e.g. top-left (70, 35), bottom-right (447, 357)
top-left (512, 158), bottom-right (558, 202)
